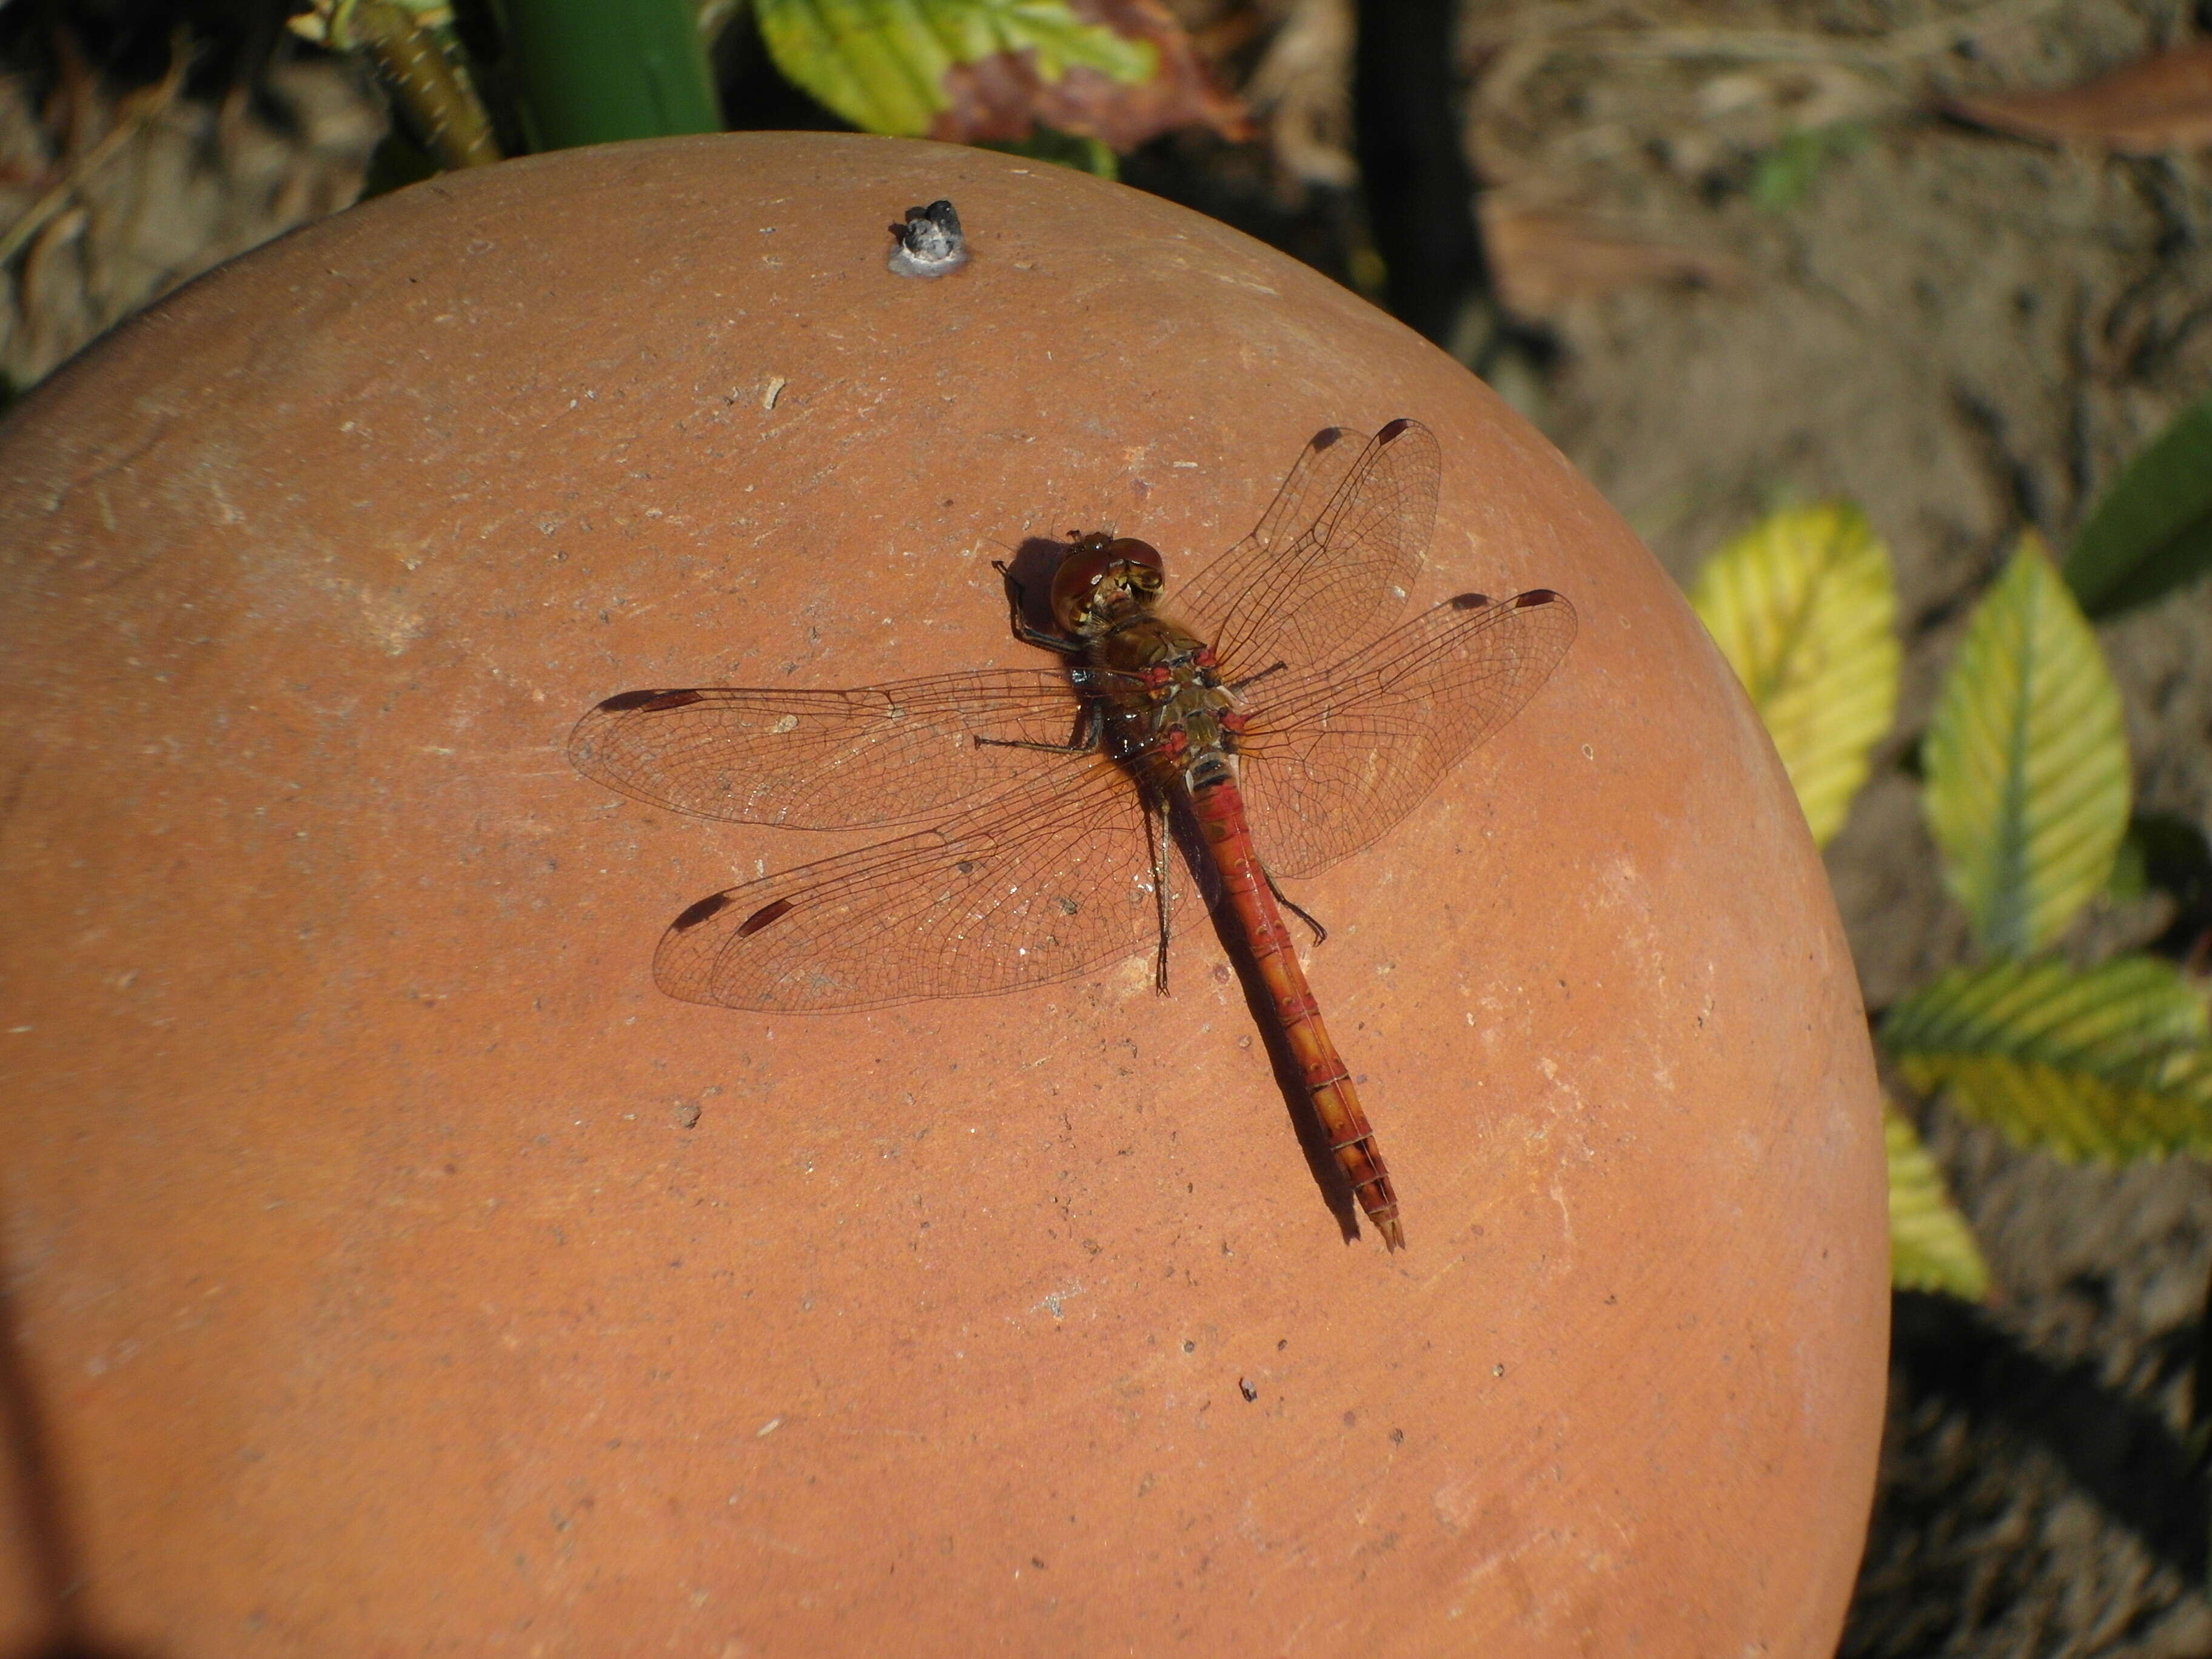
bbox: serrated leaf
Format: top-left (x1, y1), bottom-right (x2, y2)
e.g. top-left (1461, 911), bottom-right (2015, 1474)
top-left (1689, 503), bottom-right (1899, 847)
top-left (1882, 954), bottom-right (2212, 1160)
top-left (1884, 1101), bottom-right (1989, 1299)
top-left (1922, 533), bottom-right (2129, 956)
top-left (2062, 390), bottom-right (2212, 618)
top-left (755, 0), bottom-right (1158, 139)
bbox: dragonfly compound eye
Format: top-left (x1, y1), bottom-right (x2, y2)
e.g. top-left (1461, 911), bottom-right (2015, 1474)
top-left (1103, 537), bottom-right (1162, 576)
top-left (1050, 534), bottom-right (1164, 632)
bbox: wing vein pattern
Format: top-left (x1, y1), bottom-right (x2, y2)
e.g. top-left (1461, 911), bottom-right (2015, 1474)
top-left (1236, 591), bottom-right (1579, 879)
top-left (1176, 420), bottom-right (1441, 683)
top-left (653, 753), bottom-right (1178, 1011)
top-left (568, 668), bottom-right (1083, 830)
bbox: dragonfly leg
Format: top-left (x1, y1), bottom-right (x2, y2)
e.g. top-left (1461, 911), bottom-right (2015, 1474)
top-left (994, 560), bottom-right (1085, 655)
top-left (1265, 865), bottom-right (1327, 945)
top-left (975, 703), bottom-right (1104, 757)
top-left (1228, 660), bottom-right (1289, 694)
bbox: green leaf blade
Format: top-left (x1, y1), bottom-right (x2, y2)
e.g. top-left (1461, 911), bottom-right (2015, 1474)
top-left (1921, 534), bottom-right (2130, 957)
top-left (1884, 1101), bottom-right (1989, 1299)
top-left (2063, 391), bottom-right (2212, 618)
top-left (1688, 502), bottom-right (1899, 847)
top-left (1882, 955), bottom-right (2212, 1160)
top-left (756, 0), bottom-right (1158, 138)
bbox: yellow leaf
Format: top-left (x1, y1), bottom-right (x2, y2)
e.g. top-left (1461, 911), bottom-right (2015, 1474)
top-left (1885, 1101), bottom-right (1989, 1299)
top-left (1689, 503), bottom-right (1898, 846)
top-left (1883, 954), bottom-right (2212, 1160)
top-left (1922, 532), bottom-right (2130, 956)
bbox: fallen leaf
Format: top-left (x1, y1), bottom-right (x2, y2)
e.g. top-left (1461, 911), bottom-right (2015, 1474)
top-left (1948, 41), bottom-right (2212, 153)
top-left (1478, 199), bottom-right (1748, 320)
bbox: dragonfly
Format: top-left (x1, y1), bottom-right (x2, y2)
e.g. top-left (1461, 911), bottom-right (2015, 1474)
top-left (569, 418), bottom-right (1577, 1250)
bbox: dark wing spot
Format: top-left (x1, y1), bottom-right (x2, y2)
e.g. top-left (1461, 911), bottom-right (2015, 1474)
top-left (1057, 896), bottom-right (1080, 915)
top-left (1449, 592), bottom-right (1493, 611)
top-left (671, 891), bottom-right (740, 932)
top-left (598, 688), bottom-right (704, 713)
top-left (1310, 426), bottom-right (1346, 453)
top-left (734, 896), bottom-right (796, 937)
top-left (1376, 417), bottom-right (1413, 444)
top-left (1515, 589), bottom-right (1563, 608)
top-left (956, 860), bottom-right (976, 875)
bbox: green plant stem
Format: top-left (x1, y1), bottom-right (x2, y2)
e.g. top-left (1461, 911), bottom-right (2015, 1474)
top-left (498, 0), bottom-right (723, 151)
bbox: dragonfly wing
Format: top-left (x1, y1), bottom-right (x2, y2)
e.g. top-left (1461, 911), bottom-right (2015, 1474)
top-left (1174, 419), bottom-right (1440, 685)
top-left (1236, 589), bottom-right (1577, 880)
top-left (652, 754), bottom-right (1181, 1012)
top-left (568, 668), bottom-right (1082, 830)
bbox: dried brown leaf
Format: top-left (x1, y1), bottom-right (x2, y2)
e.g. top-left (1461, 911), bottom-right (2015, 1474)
top-left (929, 0), bottom-right (1250, 149)
top-left (1948, 42), bottom-right (2212, 154)
top-left (1479, 199), bottom-right (1748, 320)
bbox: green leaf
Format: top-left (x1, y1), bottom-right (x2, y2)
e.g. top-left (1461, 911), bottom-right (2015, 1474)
top-left (1688, 502), bottom-right (1899, 848)
top-left (755, 0), bottom-right (1156, 138)
top-left (1922, 533), bottom-right (2129, 956)
top-left (1884, 1101), bottom-right (1989, 1299)
top-left (980, 125), bottom-right (1118, 177)
top-left (1882, 954), bottom-right (2212, 1160)
top-left (2063, 391), bottom-right (2212, 618)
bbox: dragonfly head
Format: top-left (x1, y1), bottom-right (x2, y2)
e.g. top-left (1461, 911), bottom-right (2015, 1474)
top-left (1051, 532), bottom-right (1165, 635)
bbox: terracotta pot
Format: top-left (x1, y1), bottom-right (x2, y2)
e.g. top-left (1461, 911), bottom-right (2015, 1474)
top-left (0, 133), bottom-right (1886, 1654)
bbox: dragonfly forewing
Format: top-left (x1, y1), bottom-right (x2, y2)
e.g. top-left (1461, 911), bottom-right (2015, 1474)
top-left (1176, 418), bottom-right (1440, 685)
top-left (568, 668), bottom-right (1085, 830)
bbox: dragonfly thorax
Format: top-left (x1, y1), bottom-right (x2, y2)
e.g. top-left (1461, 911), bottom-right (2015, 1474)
top-left (1084, 611), bottom-right (1241, 798)
top-left (1051, 532), bottom-right (1165, 636)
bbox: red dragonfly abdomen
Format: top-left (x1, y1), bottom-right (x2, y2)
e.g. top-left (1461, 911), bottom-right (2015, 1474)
top-left (1187, 773), bottom-right (1405, 1251)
